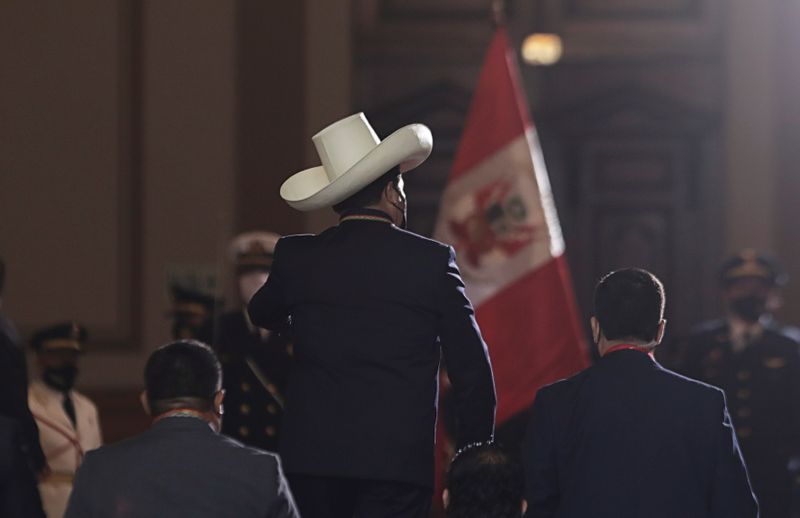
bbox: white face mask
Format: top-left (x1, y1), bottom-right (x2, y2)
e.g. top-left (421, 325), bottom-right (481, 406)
top-left (238, 271), bottom-right (269, 304)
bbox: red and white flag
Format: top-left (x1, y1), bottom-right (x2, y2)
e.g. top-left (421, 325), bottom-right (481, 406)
top-left (435, 28), bottom-right (589, 426)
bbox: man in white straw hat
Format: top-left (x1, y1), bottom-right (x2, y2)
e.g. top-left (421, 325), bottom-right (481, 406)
top-left (248, 112), bottom-right (496, 517)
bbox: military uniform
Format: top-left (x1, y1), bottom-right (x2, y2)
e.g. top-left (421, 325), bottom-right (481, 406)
top-left (678, 321), bottom-right (800, 518)
top-left (215, 231), bottom-right (292, 452)
top-left (674, 250), bottom-right (800, 518)
top-left (216, 309), bottom-right (292, 451)
top-left (27, 324), bottom-right (102, 518)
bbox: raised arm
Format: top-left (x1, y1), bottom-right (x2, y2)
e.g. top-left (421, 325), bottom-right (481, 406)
top-left (438, 246), bottom-right (496, 447)
top-left (248, 238), bottom-right (291, 333)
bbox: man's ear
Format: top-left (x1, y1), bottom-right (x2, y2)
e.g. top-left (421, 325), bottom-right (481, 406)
top-left (214, 390), bottom-right (225, 415)
top-left (522, 499), bottom-right (528, 515)
top-left (442, 489), bottom-right (450, 509)
top-left (655, 319), bottom-right (667, 345)
top-left (140, 391), bottom-right (151, 416)
top-left (382, 179), bottom-right (397, 203)
top-left (590, 316), bottom-right (600, 344)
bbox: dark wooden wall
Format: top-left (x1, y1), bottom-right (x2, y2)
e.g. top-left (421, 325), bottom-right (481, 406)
top-left (353, 0), bottom-right (726, 339)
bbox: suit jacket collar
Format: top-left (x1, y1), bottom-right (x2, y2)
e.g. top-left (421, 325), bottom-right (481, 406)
top-left (600, 348), bottom-right (659, 367)
top-left (149, 414), bottom-right (217, 435)
top-left (338, 208), bottom-right (394, 225)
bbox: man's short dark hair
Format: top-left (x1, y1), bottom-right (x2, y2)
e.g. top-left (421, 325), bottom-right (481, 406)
top-left (332, 167), bottom-right (401, 214)
top-left (446, 443), bottom-right (523, 518)
top-left (594, 268), bottom-right (665, 342)
top-left (144, 340), bottom-right (222, 416)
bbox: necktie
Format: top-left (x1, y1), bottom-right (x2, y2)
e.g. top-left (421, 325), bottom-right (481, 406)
top-left (62, 392), bottom-right (77, 428)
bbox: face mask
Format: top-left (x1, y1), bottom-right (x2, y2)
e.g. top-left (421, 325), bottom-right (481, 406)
top-left (43, 365), bottom-right (79, 392)
top-left (238, 271), bottom-right (269, 304)
top-left (730, 295), bottom-right (767, 323)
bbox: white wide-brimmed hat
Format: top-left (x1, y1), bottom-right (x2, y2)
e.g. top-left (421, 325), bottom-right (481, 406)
top-left (280, 113), bottom-right (433, 211)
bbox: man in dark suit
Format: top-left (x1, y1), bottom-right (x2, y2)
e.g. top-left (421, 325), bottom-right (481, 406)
top-left (0, 416), bottom-right (45, 517)
top-left (249, 112), bottom-right (496, 516)
top-left (522, 268), bottom-right (758, 518)
top-left (0, 257), bottom-right (47, 475)
top-left (64, 340), bottom-right (299, 518)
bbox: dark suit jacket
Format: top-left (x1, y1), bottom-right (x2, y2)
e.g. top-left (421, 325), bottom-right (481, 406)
top-left (523, 349), bottom-right (758, 518)
top-left (0, 319), bottom-right (46, 472)
top-left (64, 416), bottom-right (299, 518)
top-left (0, 416), bottom-right (45, 518)
top-left (248, 209), bottom-right (496, 487)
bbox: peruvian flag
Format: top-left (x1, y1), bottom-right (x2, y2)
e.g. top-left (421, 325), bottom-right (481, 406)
top-left (434, 28), bottom-right (589, 429)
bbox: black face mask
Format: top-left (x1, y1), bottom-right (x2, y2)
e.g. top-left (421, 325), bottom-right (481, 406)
top-left (43, 365), bottom-right (79, 392)
top-left (730, 295), bottom-right (767, 323)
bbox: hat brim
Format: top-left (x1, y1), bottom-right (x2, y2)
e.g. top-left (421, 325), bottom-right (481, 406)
top-left (280, 123), bottom-right (433, 211)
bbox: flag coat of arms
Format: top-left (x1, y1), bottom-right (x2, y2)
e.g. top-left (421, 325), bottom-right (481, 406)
top-left (434, 28), bottom-right (589, 426)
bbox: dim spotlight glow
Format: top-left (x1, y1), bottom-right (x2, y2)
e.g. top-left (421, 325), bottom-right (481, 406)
top-left (521, 33), bottom-right (563, 66)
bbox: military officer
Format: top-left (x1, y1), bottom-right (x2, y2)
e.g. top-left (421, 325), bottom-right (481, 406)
top-left (168, 284), bottom-right (216, 344)
top-left (675, 250), bottom-right (800, 518)
top-left (28, 323), bottom-right (102, 518)
top-left (214, 231), bottom-right (292, 452)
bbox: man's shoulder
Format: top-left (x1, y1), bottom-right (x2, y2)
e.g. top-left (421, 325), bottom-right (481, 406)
top-left (83, 427), bottom-right (280, 473)
top-left (537, 362), bottom-right (723, 404)
top-left (536, 368), bottom-right (591, 401)
top-left (389, 227), bottom-right (451, 256)
top-left (655, 363), bottom-right (725, 401)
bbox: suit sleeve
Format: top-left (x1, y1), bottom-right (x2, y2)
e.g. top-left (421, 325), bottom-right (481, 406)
top-left (522, 389), bottom-right (559, 518)
top-left (248, 238), bottom-right (291, 333)
top-left (64, 452), bottom-right (94, 518)
top-left (0, 420), bottom-right (45, 518)
top-left (708, 390), bottom-right (759, 518)
top-left (265, 456), bottom-right (300, 518)
top-left (0, 335), bottom-right (46, 472)
top-left (437, 246), bottom-right (496, 446)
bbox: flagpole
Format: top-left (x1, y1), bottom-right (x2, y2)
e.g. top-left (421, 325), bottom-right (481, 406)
top-left (491, 0), bottom-right (505, 27)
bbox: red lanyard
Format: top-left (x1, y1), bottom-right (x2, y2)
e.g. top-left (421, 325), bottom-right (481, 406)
top-left (603, 344), bottom-right (655, 359)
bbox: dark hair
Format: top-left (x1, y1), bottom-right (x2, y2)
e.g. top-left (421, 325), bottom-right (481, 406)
top-left (332, 167), bottom-right (401, 214)
top-left (445, 443), bottom-right (523, 518)
top-left (144, 340), bottom-right (222, 416)
top-left (594, 268), bottom-right (665, 342)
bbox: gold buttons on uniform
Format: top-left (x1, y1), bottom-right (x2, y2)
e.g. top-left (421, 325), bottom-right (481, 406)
top-left (239, 426), bottom-right (250, 437)
top-left (267, 404), bottom-right (278, 415)
top-left (737, 388), bottom-right (751, 400)
top-left (265, 426), bottom-right (277, 437)
top-left (736, 370), bottom-right (752, 381)
top-left (738, 427), bottom-right (752, 438)
top-left (241, 382), bottom-right (251, 392)
top-left (240, 404), bottom-right (251, 415)
top-left (736, 407), bottom-right (752, 419)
